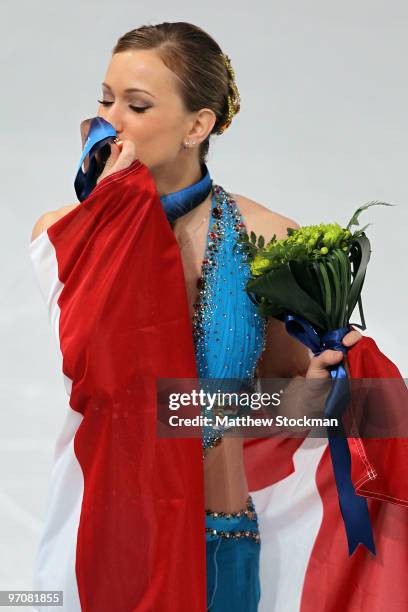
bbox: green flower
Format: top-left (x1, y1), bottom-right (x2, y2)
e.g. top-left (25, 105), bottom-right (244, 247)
top-left (238, 202), bottom-right (393, 272)
top-left (251, 256), bottom-right (272, 277)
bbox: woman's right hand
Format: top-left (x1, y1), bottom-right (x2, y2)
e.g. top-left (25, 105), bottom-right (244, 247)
top-left (305, 328), bottom-right (362, 379)
top-left (96, 139), bottom-right (138, 185)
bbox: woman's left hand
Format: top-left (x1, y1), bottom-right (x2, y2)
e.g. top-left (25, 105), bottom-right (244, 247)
top-left (305, 328), bottom-right (363, 379)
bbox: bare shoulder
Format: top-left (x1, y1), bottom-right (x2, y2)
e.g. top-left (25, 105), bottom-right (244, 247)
top-left (230, 192), bottom-right (300, 240)
top-left (31, 203), bottom-right (78, 242)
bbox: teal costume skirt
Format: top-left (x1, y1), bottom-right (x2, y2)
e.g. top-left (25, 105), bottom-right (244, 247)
top-left (205, 495), bottom-right (261, 611)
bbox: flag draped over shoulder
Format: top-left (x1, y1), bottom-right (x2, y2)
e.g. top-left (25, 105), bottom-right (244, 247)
top-left (244, 336), bottom-right (408, 612)
top-left (32, 159), bottom-right (206, 611)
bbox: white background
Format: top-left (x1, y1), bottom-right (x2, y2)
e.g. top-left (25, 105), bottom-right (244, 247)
top-left (0, 0), bottom-right (407, 603)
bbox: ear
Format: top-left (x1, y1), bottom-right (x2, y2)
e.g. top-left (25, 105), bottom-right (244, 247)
top-left (185, 108), bottom-right (217, 144)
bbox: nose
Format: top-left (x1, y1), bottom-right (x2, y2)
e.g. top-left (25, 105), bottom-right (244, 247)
top-left (98, 103), bottom-right (124, 136)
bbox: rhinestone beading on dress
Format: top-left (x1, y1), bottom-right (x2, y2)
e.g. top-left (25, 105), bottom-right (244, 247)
top-left (205, 495), bottom-right (260, 542)
top-left (205, 495), bottom-right (256, 519)
top-left (191, 185), bottom-right (267, 454)
top-left (205, 529), bottom-right (261, 543)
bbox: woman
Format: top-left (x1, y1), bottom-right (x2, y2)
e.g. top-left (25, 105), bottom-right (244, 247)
top-left (30, 22), bottom-right (363, 611)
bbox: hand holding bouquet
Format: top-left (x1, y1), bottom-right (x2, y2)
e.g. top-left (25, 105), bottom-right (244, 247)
top-left (237, 201), bottom-right (394, 555)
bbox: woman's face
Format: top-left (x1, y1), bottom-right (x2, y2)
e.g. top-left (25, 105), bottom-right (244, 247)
top-left (97, 49), bottom-right (213, 174)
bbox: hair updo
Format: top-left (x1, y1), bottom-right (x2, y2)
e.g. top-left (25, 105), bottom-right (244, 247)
top-left (112, 21), bottom-right (240, 164)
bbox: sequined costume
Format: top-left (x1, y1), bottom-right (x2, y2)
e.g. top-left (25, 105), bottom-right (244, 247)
top-left (172, 172), bottom-right (267, 611)
top-left (189, 184), bottom-right (265, 610)
top-left (192, 184), bottom-right (266, 452)
top-left (205, 496), bottom-right (261, 610)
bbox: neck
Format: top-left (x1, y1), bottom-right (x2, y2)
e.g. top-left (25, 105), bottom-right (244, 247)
top-left (151, 156), bottom-right (203, 197)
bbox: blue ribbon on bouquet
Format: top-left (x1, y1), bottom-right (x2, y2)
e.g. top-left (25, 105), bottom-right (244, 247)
top-left (284, 313), bottom-right (376, 556)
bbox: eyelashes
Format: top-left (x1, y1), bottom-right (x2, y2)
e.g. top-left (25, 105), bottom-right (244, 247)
top-left (97, 100), bottom-right (150, 113)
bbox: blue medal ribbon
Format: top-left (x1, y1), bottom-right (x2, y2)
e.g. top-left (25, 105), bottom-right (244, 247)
top-left (74, 117), bottom-right (117, 202)
top-left (74, 116), bottom-right (213, 221)
top-left (284, 313), bottom-right (376, 556)
top-left (160, 167), bottom-right (213, 223)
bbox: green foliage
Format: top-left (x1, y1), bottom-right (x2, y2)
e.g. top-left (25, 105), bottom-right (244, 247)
top-left (345, 201), bottom-right (394, 233)
top-left (240, 201), bottom-right (394, 331)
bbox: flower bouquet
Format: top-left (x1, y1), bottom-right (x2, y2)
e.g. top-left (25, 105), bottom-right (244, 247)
top-left (236, 201), bottom-right (396, 555)
top-left (240, 202), bottom-right (391, 331)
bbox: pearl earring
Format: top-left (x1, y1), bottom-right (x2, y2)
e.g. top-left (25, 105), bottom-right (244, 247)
top-left (183, 140), bottom-right (196, 148)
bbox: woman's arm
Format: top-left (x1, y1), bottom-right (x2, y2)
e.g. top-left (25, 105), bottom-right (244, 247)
top-left (31, 212), bottom-right (54, 242)
top-left (31, 204), bottom-right (78, 242)
top-left (256, 316), bottom-right (311, 379)
top-left (232, 195), bottom-right (310, 378)
top-left (234, 195), bottom-right (362, 379)
top-left (235, 195), bottom-right (362, 424)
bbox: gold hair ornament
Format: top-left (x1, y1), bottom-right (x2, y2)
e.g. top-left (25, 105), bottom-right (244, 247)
top-left (217, 53), bottom-right (241, 135)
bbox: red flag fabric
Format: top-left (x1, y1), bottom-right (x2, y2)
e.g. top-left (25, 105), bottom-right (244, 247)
top-left (244, 336), bottom-right (408, 611)
top-left (29, 160), bottom-right (206, 611)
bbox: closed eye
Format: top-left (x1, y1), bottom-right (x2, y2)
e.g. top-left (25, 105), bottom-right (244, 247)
top-left (97, 100), bottom-right (150, 113)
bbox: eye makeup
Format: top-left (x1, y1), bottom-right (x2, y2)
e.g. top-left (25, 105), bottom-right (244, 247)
top-left (97, 100), bottom-right (151, 113)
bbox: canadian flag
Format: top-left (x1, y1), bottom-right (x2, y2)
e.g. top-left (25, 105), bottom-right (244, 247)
top-left (245, 337), bottom-right (408, 612)
top-left (29, 160), bottom-right (206, 611)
